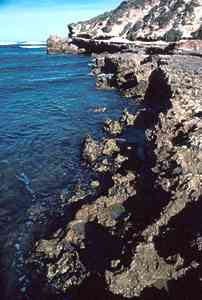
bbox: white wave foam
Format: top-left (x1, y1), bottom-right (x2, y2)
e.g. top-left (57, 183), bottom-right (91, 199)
top-left (19, 45), bottom-right (46, 49)
top-left (0, 41), bottom-right (18, 46)
top-left (20, 41), bottom-right (46, 46)
top-left (0, 41), bottom-right (46, 47)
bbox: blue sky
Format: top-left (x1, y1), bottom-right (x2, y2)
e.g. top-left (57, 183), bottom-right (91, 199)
top-left (0, 0), bottom-right (120, 42)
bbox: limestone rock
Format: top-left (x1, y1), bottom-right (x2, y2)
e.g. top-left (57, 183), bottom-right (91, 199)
top-left (47, 35), bottom-right (85, 54)
top-left (26, 49), bottom-right (202, 300)
top-left (69, 0), bottom-right (202, 42)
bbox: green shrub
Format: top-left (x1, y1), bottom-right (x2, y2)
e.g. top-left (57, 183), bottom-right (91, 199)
top-left (109, 203), bottom-right (126, 220)
top-left (191, 25), bottom-right (202, 39)
top-left (164, 29), bottom-right (183, 42)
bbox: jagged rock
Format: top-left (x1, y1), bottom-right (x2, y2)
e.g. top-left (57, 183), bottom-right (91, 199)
top-left (26, 170), bottom-right (136, 295)
top-left (104, 54), bottom-right (202, 298)
top-left (82, 135), bottom-right (103, 164)
top-left (93, 52), bottom-right (152, 97)
top-left (27, 49), bottom-right (202, 300)
top-left (102, 139), bottom-right (120, 156)
top-left (82, 135), bottom-right (122, 173)
top-left (104, 109), bottom-right (140, 137)
top-left (121, 108), bottom-right (138, 125)
top-left (104, 119), bottom-right (123, 136)
top-left (60, 185), bottom-right (91, 205)
top-left (28, 240), bottom-right (88, 293)
top-left (2, 3), bottom-right (202, 299)
top-left (73, 171), bottom-right (136, 227)
top-left (106, 243), bottom-right (184, 298)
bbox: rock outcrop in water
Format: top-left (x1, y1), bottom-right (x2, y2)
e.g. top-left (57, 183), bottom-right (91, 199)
top-left (26, 50), bottom-right (202, 299)
top-left (47, 35), bottom-right (85, 54)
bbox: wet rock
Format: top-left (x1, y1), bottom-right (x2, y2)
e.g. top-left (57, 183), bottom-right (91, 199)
top-left (26, 168), bottom-right (136, 295)
top-left (82, 135), bottom-right (103, 164)
top-left (60, 184), bottom-right (92, 205)
top-left (104, 119), bottom-right (123, 136)
top-left (92, 107), bottom-right (107, 113)
top-left (120, 108), bottom-right (138, 126)
top-left (102, 139), bottom-right (120, 156)
top-left (104, 109), bottom-right (140, 137)
top-left (84, 172), bottom-right (135, 227)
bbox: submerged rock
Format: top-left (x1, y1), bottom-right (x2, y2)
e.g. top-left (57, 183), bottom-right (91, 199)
top-left (92, 106), bottom-right (107, 113)
top-left (0, 161), bottom-right (33, 210)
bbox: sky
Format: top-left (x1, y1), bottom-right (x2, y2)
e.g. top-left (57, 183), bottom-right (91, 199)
top-left (0, 0), bottom-right (120, 42)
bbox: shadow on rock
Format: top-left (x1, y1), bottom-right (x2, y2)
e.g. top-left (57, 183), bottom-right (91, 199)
top-left (80, 222), bottom-right (124, 272)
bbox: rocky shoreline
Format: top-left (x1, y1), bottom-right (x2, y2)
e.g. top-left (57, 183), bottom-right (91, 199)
top-left (1, 0), bottom-right (201, 296)
top-left (47, 35), bottom-right (202, 57)
top-left (19, 41), bottom-right (202, 299)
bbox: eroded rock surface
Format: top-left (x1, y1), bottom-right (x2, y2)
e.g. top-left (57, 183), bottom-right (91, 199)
top-left (25, 52), bottom-right (202, 300)
top-left (105, 55), bottom-right (202, 298)
top-left (93, 52), bottom-right (152, 97)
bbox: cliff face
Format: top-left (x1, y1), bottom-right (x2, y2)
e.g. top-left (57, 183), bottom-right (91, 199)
top-left (69, 0), bottom-right (202, 42)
